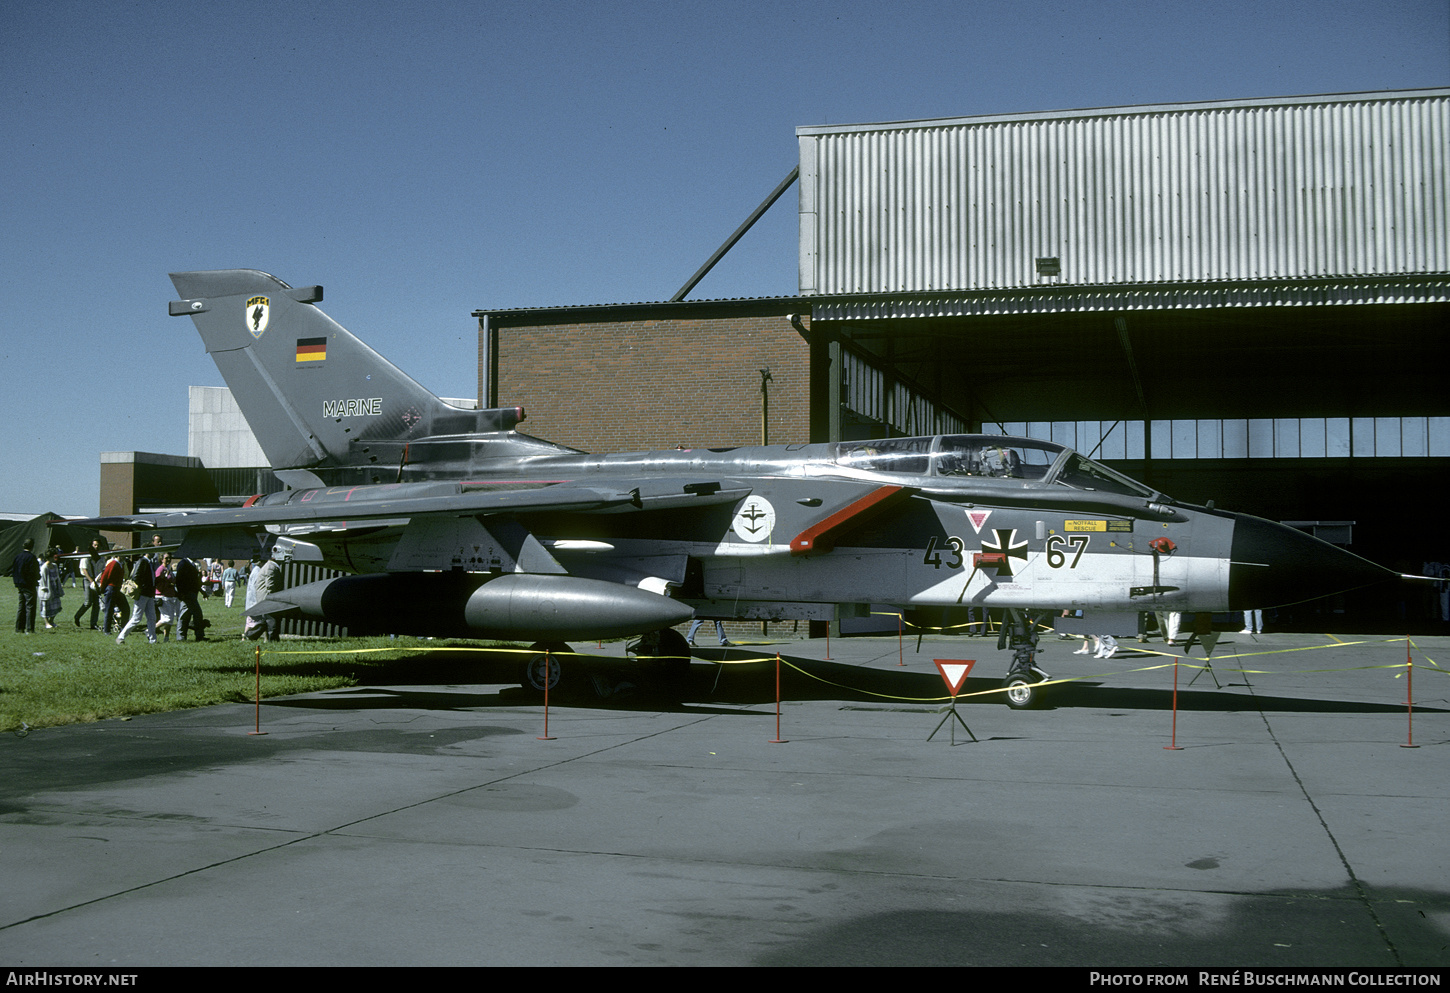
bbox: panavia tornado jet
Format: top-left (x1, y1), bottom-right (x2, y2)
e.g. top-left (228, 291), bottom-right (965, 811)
top-left (86, 269), bottom-right (1399, 705)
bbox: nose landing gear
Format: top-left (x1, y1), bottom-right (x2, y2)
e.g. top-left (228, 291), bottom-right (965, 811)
top-left (999, 609), bottom-right (1050, 709)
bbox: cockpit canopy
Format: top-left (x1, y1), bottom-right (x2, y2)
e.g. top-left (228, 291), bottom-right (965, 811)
top-left (833, 435), bottom-right (1157, 498)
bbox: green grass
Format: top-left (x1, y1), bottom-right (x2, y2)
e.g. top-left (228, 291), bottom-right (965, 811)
top-left (0, 582), bottom-right (520, 731)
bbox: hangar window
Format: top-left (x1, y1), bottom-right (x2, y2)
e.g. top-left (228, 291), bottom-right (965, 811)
top-left (991, 418), bottom-right (1448, 460)
top-left (839, 350), bottom-right (967, 438)
top-left (991, 421), bottom-right (1144, 460)
top-left (1301, 419), bottom-right (1327, 458)
top-left (1403, 417), bottom-right (1429, 457)
top-left (1275, 420), bottom-right (1301, 458)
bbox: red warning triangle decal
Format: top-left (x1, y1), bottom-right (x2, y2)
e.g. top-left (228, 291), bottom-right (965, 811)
top-left (934, 659), bottom-right (976, 695)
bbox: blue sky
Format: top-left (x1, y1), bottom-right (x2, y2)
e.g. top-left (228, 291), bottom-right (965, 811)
top-left (2, 0), bottom-right (1446, 516)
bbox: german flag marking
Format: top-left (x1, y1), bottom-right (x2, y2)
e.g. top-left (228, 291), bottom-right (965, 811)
top-left (296, 337), bottom-right (327, 362)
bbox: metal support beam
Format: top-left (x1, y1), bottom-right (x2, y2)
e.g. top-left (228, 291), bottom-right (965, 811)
top-left (1114, 316), bottom-right (1149, 417)
top-left (672, 166), bottom-right (799, 302)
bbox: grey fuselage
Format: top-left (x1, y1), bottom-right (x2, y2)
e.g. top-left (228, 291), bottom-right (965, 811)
top-left (247, 433), bottom-right (1372, 622)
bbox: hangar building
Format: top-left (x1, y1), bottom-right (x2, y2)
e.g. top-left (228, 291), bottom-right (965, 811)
top-left (478, 89), bottom-right (1449, 631)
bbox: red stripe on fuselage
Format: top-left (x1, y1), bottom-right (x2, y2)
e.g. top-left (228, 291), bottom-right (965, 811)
top-left (790, 485), bottom-right (907, 556)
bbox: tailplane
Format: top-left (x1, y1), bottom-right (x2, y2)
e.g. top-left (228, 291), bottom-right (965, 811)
top-left (169, 270), bottom-right (570, 482)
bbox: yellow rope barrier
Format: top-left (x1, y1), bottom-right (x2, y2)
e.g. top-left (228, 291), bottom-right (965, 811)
top-left (251, 633), bottom-right (1445, 707)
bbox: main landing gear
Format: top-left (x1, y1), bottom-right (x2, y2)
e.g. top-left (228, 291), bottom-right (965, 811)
top-left (521, 641), bottom-right (568, 694)
top-left (998, 609), bottom-right (1051, 710)
top-left (626, 627), bottom-right (692, 689)
top-left (518, 629), bottom-right (693, 698)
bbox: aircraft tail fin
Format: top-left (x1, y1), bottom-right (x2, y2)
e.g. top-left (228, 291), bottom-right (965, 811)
top-left (169, 270), bottom-right (537, 476)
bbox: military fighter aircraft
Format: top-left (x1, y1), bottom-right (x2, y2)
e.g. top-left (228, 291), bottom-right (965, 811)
top-left (83, 269), bottom-right (1400, 706)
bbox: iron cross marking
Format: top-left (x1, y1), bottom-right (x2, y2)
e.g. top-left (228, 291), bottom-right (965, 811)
top-left (980, 528), bottom-right (1029, 577)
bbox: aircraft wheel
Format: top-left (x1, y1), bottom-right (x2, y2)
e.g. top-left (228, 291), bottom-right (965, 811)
top-left (652, 628), bottom-right (692, 682)
top-left (629, 628), bottom-right (692, 681)
top-left (1002, 673), bottom-right (1040, 710)
top-left (522, 641), bottom-right (568, 693)
top-left (650, 628), bottom-right (690, 659)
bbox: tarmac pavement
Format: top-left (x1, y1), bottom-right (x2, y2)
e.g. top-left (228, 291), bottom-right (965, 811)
top-left (0, 631), bottom-right (1446, 967)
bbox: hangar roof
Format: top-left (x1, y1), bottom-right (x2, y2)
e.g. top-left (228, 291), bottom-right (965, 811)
top-left (795, 87), bottom-right (1450, 134)
top-left (474, 295), bottom-right (804, 322)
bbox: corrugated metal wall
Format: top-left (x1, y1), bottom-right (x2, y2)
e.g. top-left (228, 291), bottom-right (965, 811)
top-left (798, 91), bottom-right (1449, 296)
top-left (188, 386), bottom-right (270, 468)
top-left (278, 561), bottom-right (348, 638)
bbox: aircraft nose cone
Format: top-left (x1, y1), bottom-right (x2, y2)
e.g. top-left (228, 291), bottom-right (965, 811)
top-left (1228, 515), bottom-right (1396, 610)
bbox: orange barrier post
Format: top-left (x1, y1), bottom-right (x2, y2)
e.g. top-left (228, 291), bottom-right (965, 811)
top-left (1164, 655), bottom-right (1183, 750)
top-left (1401, 638), bottom-right (1419, 749)
top-left (537, 649), bottom-right (556, 740)
top-left (770, 652), bottom-right (788, 743)
top-left (248, 643), bottom-right (267, 736)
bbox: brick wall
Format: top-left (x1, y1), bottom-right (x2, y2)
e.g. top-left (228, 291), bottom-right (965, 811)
top-left (489, 309), bottom-right (812, 454)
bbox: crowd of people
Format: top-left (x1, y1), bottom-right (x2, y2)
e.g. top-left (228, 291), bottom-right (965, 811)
top-left (10, 534), bottom-right (280, 644)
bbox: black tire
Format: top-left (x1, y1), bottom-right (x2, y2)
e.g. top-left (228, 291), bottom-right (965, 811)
top-left (521, 641), bottom-right (568, 693)
top-left (626, 628), bottom-right (692, 691)
top-left (1002, 673), bottom-right (1040, 710)
top-left (652, 628), bottom-right (692, 684)
top-left (651, 628), bottom-right (691, 660)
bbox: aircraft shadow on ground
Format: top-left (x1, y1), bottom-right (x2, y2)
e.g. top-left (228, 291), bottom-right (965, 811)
top-left (242, 647), bottom-right (1442, 717)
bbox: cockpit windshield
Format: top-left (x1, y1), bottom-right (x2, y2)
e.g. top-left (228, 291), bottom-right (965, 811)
top-left (832, 434), bottom-right (1159, 499)
top-left (834, 437), bottom-right (933, 474)
top-left (932, 436), bottom-right (1061, 481)
top-left (1053, 453), bottom-right (1156, 498)
top-left (835, 435), bottom-right (1062, 479)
